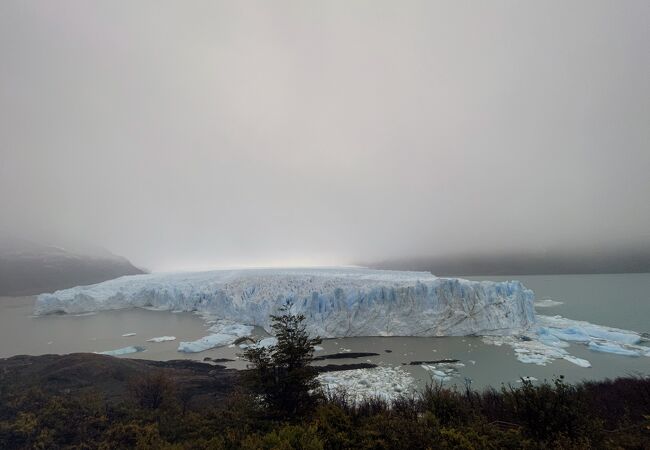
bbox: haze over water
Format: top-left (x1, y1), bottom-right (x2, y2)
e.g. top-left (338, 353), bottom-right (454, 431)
top-left (1, 1), bottom-right (649, 270)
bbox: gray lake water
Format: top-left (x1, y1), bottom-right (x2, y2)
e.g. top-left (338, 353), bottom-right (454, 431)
top-left (1, 273), bottom-right (649, 390)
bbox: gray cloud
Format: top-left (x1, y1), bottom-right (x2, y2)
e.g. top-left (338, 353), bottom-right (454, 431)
top-left (1, 0), bottom-right (649, 271)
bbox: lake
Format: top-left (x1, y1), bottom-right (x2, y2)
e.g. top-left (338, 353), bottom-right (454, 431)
top-left (1, 273), bottom-right (648, 390)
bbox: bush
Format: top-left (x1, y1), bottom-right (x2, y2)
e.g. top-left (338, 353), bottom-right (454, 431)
top-left (129, 372), bottom-right (177, 411)
top-left (241, 424), bottom-right (324, 450)
top-left (1, 375), bottom-right (649, 449)
top-left (501, 376), bottom-right (602, 441)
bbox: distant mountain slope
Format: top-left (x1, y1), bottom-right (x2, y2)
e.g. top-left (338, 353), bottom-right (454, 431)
top-left (364, 247), bottom-right (650, 276)
top-left (0, 238), bottom-right (145, 296)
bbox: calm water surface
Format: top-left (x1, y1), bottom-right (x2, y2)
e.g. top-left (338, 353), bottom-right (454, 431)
top-left (1, 273), bottom-right (648, 389)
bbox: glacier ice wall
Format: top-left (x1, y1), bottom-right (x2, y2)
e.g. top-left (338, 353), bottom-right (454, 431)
top-left (34, 268), bottom-right (535, 338)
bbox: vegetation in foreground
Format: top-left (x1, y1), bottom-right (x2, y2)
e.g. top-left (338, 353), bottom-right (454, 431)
top-left (0, 306), bottom-right (648, 449)
top-left (1, 373), bottom-right (649, 449)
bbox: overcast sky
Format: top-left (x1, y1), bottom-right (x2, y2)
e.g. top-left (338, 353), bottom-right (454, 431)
top-left (1, 1), bottom-right (648, 271)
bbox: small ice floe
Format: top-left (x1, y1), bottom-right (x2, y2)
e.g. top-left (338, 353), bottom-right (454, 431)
top-left (178, 321), bottom-right (253, 353)
top-left (121, 332), bottom-right (136, 337)
top-left (147, 336), bottom-right (176, 343)
top-left (314, 345), bottom-right (324, 351)
top-left (562, 355), bottom-right (591, 368)
top-left (142, 306), bottom-right (167, 312)
top-left (534, 299), bottom-right (564, 308)
top-left (468, 360), bottom-right (476, 365)
top-left (421, 361), bottom-right (465, 382)
top-left (97, 346), bottom-right (145, 356)
top-left (47, 341), bottom-right (53, 345)
top-left (317, 366), bottom-right (414, 404)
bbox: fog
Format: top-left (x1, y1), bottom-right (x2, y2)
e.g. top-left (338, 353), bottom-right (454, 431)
top-left (1, 1), bottom-right (648, 271)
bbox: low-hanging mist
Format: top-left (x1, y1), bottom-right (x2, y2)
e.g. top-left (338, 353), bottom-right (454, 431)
top-left (1, 1), bottom-right (648, 271)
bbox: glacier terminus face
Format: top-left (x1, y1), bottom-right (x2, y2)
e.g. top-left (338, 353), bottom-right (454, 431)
top-left (33, 267), bottom-right (650, 368)
top-left (34, 267), bottom-right (536, 338)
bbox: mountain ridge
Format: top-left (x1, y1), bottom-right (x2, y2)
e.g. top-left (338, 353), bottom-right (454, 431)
top-left (0, 237), bottom-right (145, 296)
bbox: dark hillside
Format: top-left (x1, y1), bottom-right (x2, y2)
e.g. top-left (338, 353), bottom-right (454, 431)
top-left (0, 238), bottom-right (144, 296)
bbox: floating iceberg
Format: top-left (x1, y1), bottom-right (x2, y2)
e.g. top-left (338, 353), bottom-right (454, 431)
top-left (178, 322), bottom-right (254, 353)
top-left (588, 341), bottom-right (640, 356)
top-left (421, 361), bottom-right (465, 382)
top-left (34, 268), bottom-right (536, 338)
top-left (534, 299), bottom-right (563, 308)
top-left (178, 334), bottom-right (240, 353)
top-left (562, 355), bottom-right (591, 368)
top-left (483, 314), bottom-right (649, 367)
top-left (147, 336), bottom-right (176, 343)
top-left (121, 332), bottom-right (136, 337)
top-left (97, 345), bottom-right (145, 356)
top-left (538, 315), bottom-right (642, 345)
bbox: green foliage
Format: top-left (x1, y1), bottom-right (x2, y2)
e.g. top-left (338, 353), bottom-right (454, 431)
top-left (501, 376), bottom-right (602, 441)
top-left (241, 301), bottom-right (322, 417)
top-left (129, 372), bottom-right (177, 411)
top-left (313, 404), bottom-right (353, 450)
top-left (1, 375), bottom-right (649, 449)
top-left (241, 424), bottom-right (324, 450)
top-left (420, 382), bottom-right (473, 426)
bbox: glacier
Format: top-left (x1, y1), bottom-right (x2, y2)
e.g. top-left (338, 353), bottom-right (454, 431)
top-left (33, 267), bottom-right (650, 365)
top-left (34, 267), bottom-right (536, 338)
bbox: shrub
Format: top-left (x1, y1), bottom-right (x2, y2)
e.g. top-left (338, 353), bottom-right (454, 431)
top-left (241, 424), bottom-right (324, 450)
top-left (501, 376), bottom-right (602, 441)
top-left (129, 372), bottom-right (177, 411)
